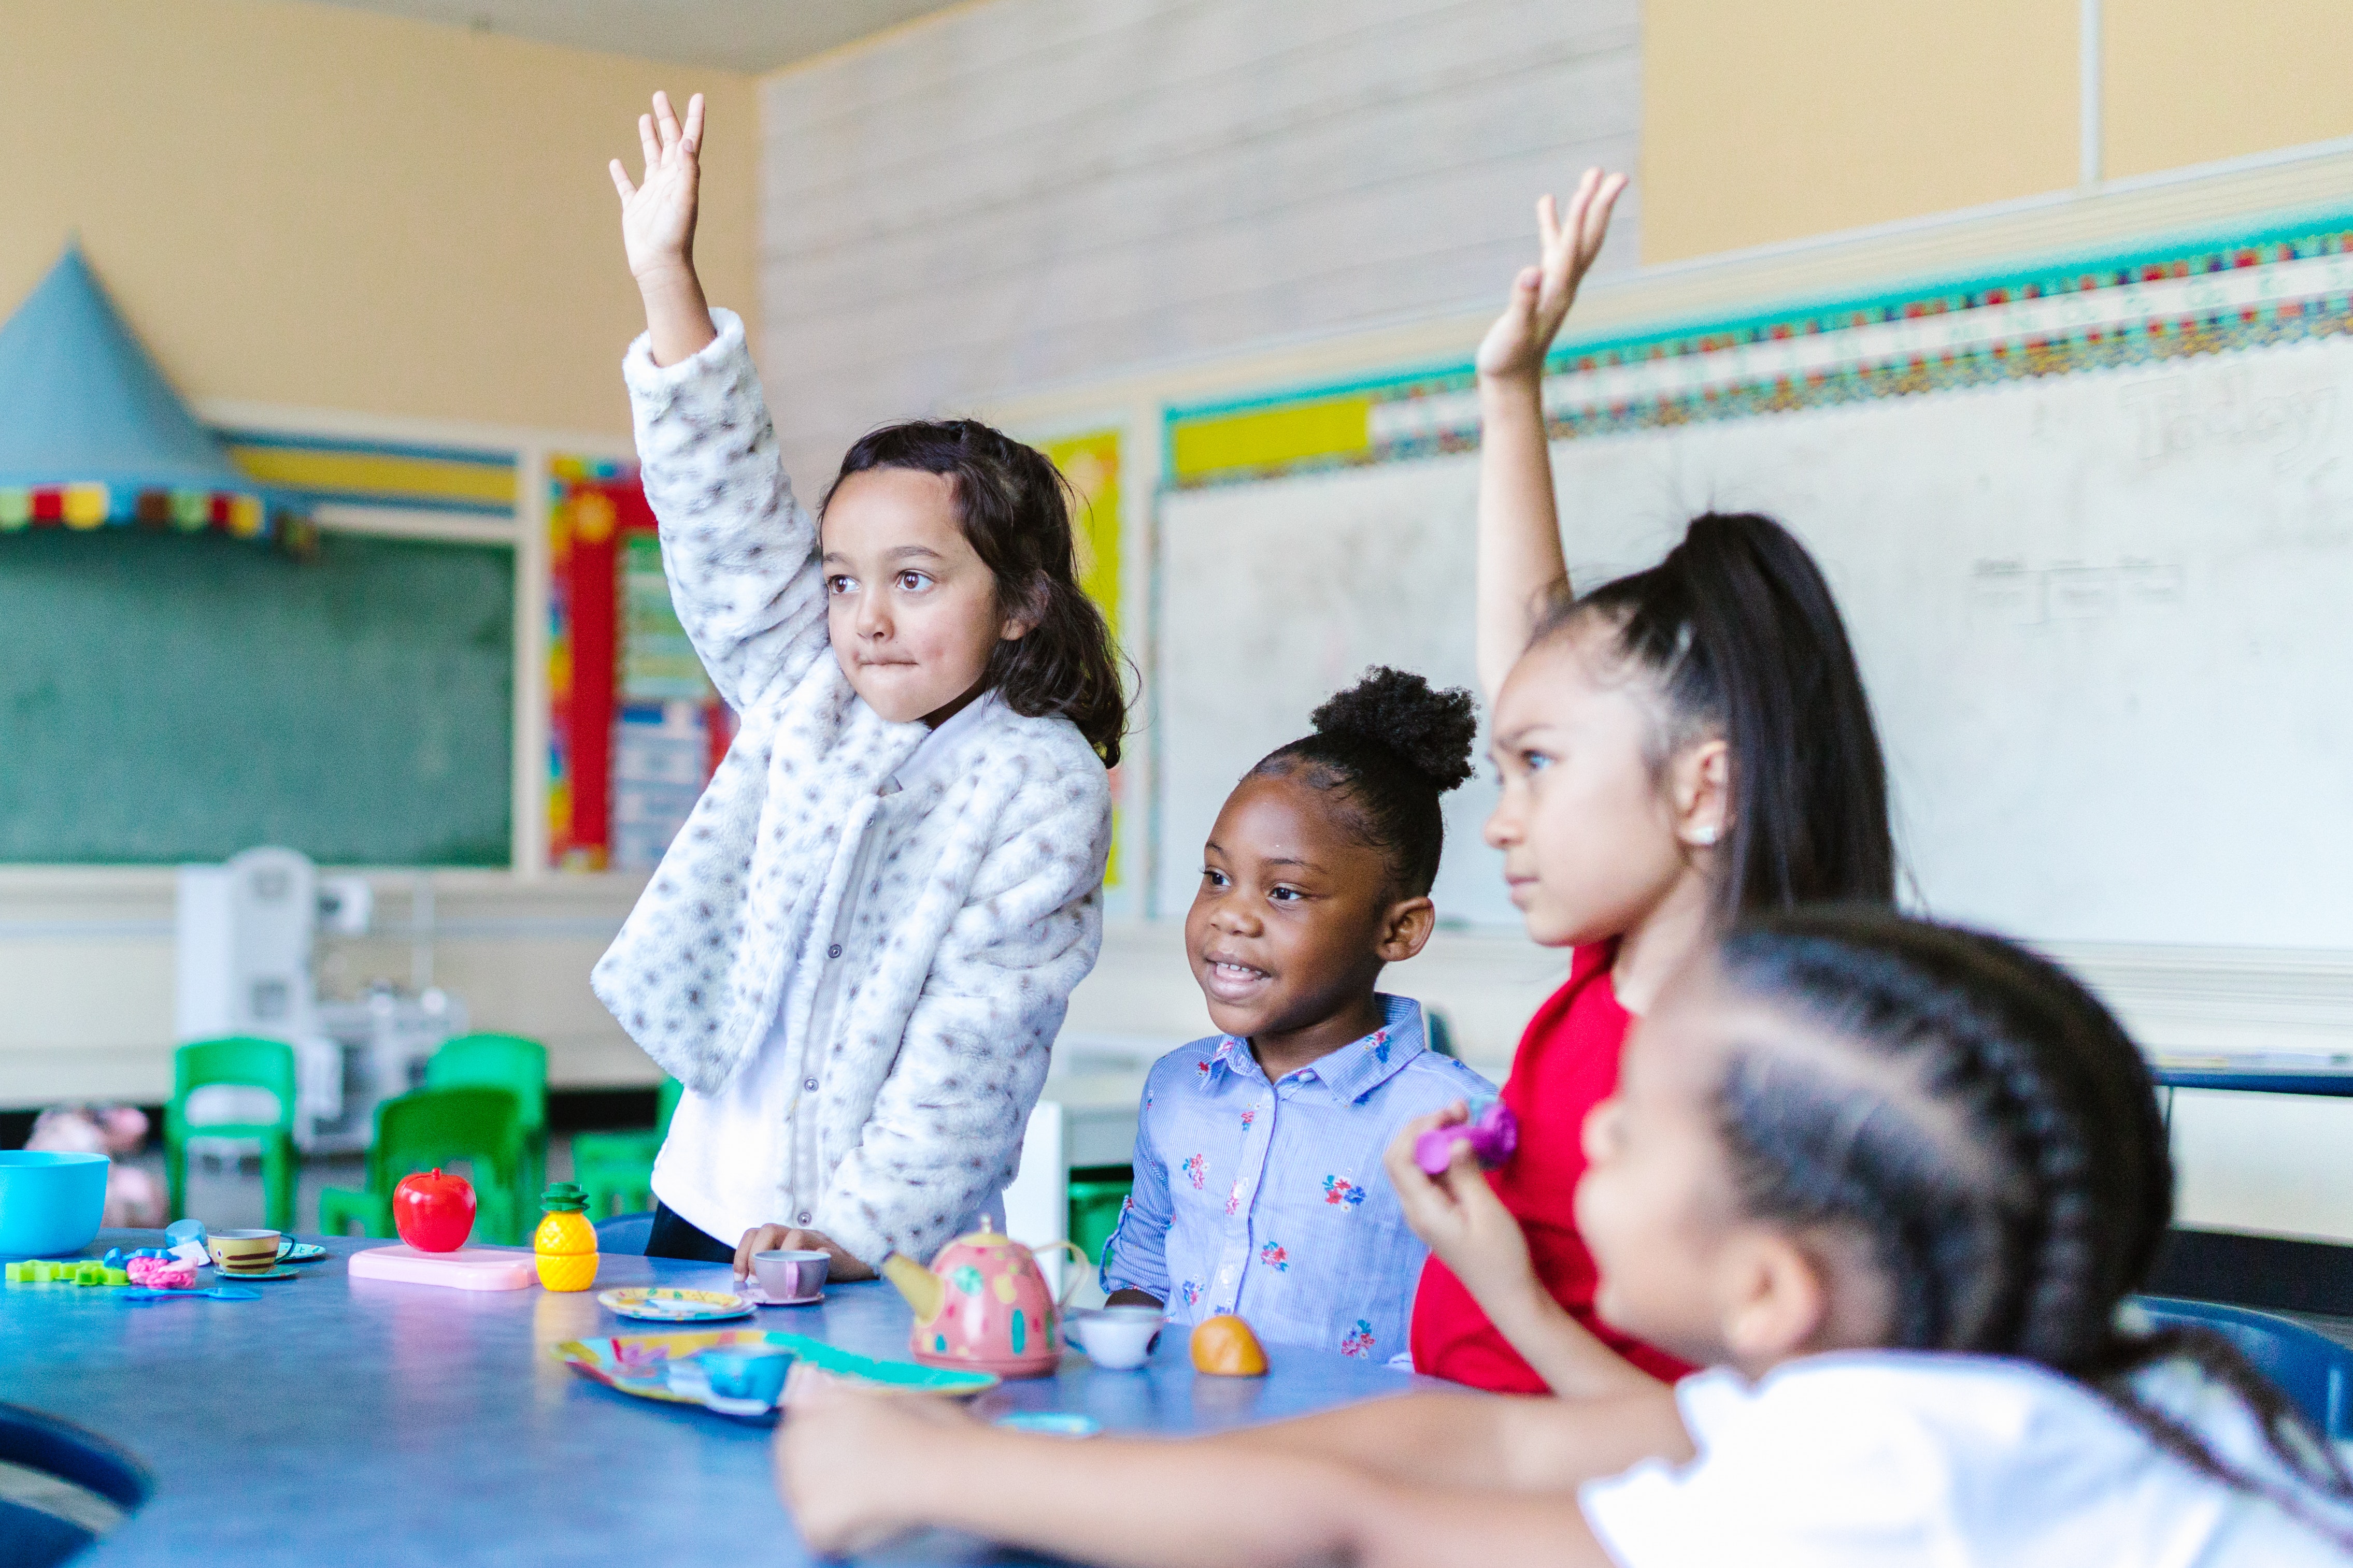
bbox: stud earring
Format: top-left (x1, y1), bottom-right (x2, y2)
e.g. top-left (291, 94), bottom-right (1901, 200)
top-left (1690, 825), bottom-right (1720, 846)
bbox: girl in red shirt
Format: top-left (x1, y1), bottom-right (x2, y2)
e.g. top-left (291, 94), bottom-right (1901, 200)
top-left (1393, 169), bottom-right (1896, 1396)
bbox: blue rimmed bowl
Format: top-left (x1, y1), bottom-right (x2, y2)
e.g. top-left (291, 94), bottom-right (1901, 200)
top-left (0, 1152), bottom-right (110, 1259)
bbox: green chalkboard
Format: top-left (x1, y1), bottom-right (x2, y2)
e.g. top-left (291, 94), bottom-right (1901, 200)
top-left (0, 529), bottom-right (513, 865)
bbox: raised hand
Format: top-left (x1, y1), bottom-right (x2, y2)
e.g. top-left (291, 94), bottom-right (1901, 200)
top-left (610, 91), bottom-right (717, 365)
top-left (1474, 168), bottom-right (1627, 384)
top-left (610, 90), bottom-right (703, 282)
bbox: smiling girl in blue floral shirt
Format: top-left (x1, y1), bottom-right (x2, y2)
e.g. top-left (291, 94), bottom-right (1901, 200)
top-left (1098, 670), bottom-right (1494, 1360)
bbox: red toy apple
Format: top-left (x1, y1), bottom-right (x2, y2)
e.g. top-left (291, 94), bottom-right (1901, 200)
top-left (393, 1168), bottom-right (476, 1253)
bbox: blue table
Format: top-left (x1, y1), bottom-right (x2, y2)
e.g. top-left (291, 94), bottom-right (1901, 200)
top-left (9, 1231), bottom-right (1421, 1565)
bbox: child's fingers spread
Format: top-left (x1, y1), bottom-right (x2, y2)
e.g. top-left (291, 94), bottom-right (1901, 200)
top-left (637, 113), bottom-right (660, 172)
top-left (1581, 174), bottom-right (1627, 256)
top-left (652, 89), bottom-right (679, 149)
top-left (608, 160), bottom-right (635, 201)
top-left (682, 91), bottom-right (705, 151)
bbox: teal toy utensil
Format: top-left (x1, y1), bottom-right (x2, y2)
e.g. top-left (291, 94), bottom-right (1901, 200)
top-left (121, 1286), bottom-right (262, 1303)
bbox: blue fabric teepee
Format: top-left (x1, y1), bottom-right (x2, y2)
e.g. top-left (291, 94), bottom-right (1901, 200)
top-left (0, 243), bottom-right (280, 540)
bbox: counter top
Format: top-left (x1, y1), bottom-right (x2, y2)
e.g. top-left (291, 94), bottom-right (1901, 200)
top-left (10, 1231), bottom-right (1420, 1565)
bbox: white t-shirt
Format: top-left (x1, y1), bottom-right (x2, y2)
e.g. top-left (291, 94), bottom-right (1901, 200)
top-left (651, 693), bottom-right (1003, 1245)
top-left (1580, 1353), bottom-right (2353, 1567)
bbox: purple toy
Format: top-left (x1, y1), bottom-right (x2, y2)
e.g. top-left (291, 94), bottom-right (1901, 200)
top-left (1414, 1098), bottom-right (1519, 1175)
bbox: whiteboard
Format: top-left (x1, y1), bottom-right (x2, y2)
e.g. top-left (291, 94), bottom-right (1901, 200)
top-left (1159, 335), bottom-right (2353, 947)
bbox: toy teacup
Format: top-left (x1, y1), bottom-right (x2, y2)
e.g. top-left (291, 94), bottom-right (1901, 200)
top-left (1066, 1305), bottom-right (1164, 1370)
top-left (207, 1229), bottom-right (281, 1274)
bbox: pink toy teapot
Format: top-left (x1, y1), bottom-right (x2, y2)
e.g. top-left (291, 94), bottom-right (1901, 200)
top-left (879, 1223), bottom-right (1089, 1378)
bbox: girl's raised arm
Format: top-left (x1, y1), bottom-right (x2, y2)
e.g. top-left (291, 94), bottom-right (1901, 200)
top-left (1473, 169), bottom-right (1625, 699)
top-left (610, 90), bottom-right (718, 367)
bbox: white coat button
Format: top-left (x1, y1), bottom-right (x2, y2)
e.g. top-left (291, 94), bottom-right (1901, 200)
top-left (803, 1078), bottom-right (818, 1091)
top-left (827, 943), bottom-right (843, 959)
top-left (797, 1211), bottom-right (812, 1224)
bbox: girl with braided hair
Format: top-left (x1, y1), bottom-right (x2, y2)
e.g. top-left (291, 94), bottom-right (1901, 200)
top-left (777, 908), bottom-right (2353, 1566)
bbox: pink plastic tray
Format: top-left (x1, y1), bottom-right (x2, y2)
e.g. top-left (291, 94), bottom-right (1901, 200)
top-left (348, 1244), bottom-right (537, 1291)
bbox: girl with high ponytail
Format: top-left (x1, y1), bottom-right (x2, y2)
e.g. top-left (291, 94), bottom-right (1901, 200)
top-left (1396, 171), bottom-right (1898, 1395)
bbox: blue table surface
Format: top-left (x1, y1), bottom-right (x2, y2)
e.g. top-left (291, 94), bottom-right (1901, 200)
top-left (8, 1231), bottom-right (1423, 1566)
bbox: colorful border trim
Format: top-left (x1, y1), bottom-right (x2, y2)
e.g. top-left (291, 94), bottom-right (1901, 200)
top-left (1165, 203), bottom-right (2353, 489)
top-left (221, 430), bottom-right (519, 516)
top-left (0, 483), bottom-right (269, 538)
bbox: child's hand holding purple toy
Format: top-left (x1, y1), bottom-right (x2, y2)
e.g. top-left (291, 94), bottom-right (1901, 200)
top-left (1414, 1097), bottom-right (1518, 1175)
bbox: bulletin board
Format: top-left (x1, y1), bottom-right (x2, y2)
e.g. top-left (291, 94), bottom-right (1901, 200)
top-left (1157, 205), bottom-right (2353, 947)
top-left (0, 527), bottom-right (514, 865)
top-left (1037, 427), bottom-right (1131, 897)
top-left (546, 459), bottom-right (732, 872)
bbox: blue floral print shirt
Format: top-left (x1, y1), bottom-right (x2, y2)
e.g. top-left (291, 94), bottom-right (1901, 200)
top-left (1099, 995), bottom-right (1494, 1363)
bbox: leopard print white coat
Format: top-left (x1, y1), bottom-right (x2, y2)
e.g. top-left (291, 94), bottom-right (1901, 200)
top-left (591, 309), bottom-right (1112, 1267)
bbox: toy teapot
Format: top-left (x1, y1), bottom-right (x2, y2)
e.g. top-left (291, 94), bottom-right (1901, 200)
top-left (879, 1222), bottom-right (1090, 1378)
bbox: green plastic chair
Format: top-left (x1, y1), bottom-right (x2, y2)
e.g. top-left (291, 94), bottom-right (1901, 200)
top-left (164, 1037), bottom-right (300, 1233)
top-left (317, 1086), bottom-right (525, 1245)
top-left (424, 1033), bottom-right (548, 1220)
top-left (573, 1077), bottom-right (682, 1219)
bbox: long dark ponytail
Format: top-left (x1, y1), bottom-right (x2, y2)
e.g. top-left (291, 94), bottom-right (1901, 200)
top-left (828, 419), bottom-right (1129, 767)
top-left (1535, 512), bottom-right (1893, 918)
top-left (1712, 907), bottom-right (2353, 1548)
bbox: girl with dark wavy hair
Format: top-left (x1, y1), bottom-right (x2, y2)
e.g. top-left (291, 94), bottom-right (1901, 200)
top-left (594, 92), bottom-right (1124, 1280)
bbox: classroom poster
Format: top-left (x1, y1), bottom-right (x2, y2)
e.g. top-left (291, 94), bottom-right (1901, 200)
top-left (1038, 427), bottom-right (1128, 897)
top-left (546, 458), bottom-right (731, 872)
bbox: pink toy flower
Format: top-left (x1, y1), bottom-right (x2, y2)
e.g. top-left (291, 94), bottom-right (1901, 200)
top-left (126, 1255), bottom-right (197, 1289)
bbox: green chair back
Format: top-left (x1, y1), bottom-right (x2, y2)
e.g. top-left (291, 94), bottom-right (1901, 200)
top-left (370, 1085), bottom-right (523, 1195)
top-left (319, 1085), bottom-right (526, 1244)
top-left (572, 1077), bottom-right (684, 1219)
top-left (168, 1037), bottom-right (298, 1134)
top-left (424, 1034), bottom-right (547, 1133)
top-left (163, 1037), bottom-right (300, 1231)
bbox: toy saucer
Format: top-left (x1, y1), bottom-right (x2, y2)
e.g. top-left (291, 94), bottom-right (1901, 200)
top-left (212, 1264), bottom-right (300, 1282)
top-left (276, 1241), bottom-right (329, 1263)
top-left (597, 1287), bottom-right (754, 1324)
top-left (740, 1282), bottom-right (823, 1308)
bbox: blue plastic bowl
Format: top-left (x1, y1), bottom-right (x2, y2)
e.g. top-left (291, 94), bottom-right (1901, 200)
top-left (0, 1152), bottom-right (110, 1259)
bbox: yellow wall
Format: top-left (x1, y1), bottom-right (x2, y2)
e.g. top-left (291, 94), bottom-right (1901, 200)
top-left (1641, 0), bottom-right (2079, 263)
top-left (2104, 0), bottom-right (2353, 179)
top-left (0, 0), bottom-right (757, 438)
top-left (1642, 0), bottom-right (2353, 265)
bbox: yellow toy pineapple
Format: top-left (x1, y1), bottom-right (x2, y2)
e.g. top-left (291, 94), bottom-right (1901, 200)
top-left (533, 1182), bottom-right (598, 1291)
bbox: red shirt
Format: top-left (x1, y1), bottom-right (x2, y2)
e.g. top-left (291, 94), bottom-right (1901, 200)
top-left (1409, 944), bottom-right (1695, 1390)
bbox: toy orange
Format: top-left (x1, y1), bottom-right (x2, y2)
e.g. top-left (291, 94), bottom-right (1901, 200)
top-left (1189, 1314), bottom-right (1268, 1376)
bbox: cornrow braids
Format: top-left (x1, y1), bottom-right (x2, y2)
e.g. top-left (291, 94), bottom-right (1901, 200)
top-left (1714, 908), bottom-right (2353, 1549)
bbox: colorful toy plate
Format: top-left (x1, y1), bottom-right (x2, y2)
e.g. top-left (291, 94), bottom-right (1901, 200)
top-left (276, 1241), bottom-right (329, 1263)
top-left (209, 1264), bottom-right (299, 1281)
top-left (553, 1329), bottom-right (998, 1417)
top-left (596, 1287), bottom-right (754, 1324)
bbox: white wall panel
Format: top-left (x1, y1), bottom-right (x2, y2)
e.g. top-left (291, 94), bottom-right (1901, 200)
top-left (757, 0), bottom-right (1640, 478)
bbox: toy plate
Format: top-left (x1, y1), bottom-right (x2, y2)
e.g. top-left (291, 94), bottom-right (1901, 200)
top-left (209, 1264), bottom-right (300, 1281)
top-left (276, 1241), bottom-right (329, 1263)
top-left (596, 1287), bottom-right (754, 1323)
top-left (552, 1329), bottom-right (998, 1416)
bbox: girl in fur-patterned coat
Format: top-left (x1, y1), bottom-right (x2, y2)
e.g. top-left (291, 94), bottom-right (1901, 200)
top-left (600, 92), bottom-right (1123, 1279)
